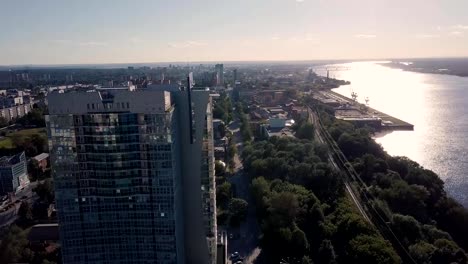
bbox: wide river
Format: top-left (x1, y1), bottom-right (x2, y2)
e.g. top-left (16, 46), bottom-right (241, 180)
top-left (315, 61), bottom-right (468, 206)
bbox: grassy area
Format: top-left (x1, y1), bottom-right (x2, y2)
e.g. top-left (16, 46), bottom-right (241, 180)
top-left (0, 128), bottom-right (46, 149)
top-left (0, 138), bottom-right (14, 148)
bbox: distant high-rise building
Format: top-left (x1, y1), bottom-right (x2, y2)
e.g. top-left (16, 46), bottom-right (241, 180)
top-left (65, 74), bottom-right (73, 83)
top-left (47, 76), bottom-right (216, 264)
top-left (215, 64), bottom-right (224, 86)
top-left (233, 68), bottom-right (238, 83)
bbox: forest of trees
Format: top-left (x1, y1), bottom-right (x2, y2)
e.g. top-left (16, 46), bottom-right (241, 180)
top-left (235, 101), bottom-right (253, 142)
top-left (314, 102), bottom-right (468, 263)
top-left (243, 137), bottom-right (400, 263)
top-left (239, 99), bottom-right (468, 263)
top-left (16, 105), bottom-right (47, 128)
top-left (213, 93), bottom-right (233, 124)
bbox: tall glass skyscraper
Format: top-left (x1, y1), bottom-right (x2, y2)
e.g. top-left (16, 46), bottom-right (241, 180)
top-left (47, 83), bottom-right (216, 264)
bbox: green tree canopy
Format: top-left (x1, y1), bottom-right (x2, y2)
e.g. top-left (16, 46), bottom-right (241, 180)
top-left (18, 201), bottom-right (33, 224)
top-left (0, 225), bottom-right (33, 263)
top-left (296, 122), bottom-right (315, 140)
top-left (251, 176), bottom-right (270, 211)
top-left (229, 198), bottom-right (248, 224)
top-left (346, 235), bottom-right (402, 264)
top-left (390, 214), bottom-right (423, 247)
top-left (216, 182), bottom-right (232, 209)
top-left (33, 179), bottom-right (55, 203)
top-left (408, 242), bottom-right (436, 264)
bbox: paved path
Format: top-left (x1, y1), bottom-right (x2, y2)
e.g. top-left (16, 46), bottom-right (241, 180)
top-left (226, 119), bottom-right (261, 264)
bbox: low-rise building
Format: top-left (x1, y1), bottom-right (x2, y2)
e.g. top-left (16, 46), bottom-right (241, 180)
top-left (214, 147), bottom-right (226, 161)
top-left (28, 223), bottom-right (60, 244)
top-left (249, 108), bottom-right (269, 120)
top-left (255, 90), bottom-right (287, 106)
top-left (0, 152), bottom-right (30, 196)
top-left (28, 223), bottom-right (60, 253)
top-left (213, 119), bottom-right (225, 140)
top-left (269, 117), bottom-right (287, 128)
top-left (260, 125), bottom-right (294, 138)
top-left (0, 103), bottom-right (33, 122)
top-left (291, 106), bottom-right (309, 120)
top-left (32, 153), bottom-right (49, 172)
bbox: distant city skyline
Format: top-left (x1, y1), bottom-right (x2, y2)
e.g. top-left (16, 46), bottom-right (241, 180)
top-left (1, 0), bottom-right (468, 65)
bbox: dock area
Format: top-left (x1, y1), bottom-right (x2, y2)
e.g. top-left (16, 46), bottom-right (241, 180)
top-left (313, 90), bottom-right (414, 131)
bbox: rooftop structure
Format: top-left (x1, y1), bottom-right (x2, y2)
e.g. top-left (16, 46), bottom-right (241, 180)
top-left (28, 223), bottom-right (60, 243)
top-left (32, 153), bottom-right (49, 162)
top-left (33, 153), bottom-right (50, 172)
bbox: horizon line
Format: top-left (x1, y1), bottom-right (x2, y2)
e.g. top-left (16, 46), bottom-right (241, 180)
top-left (1, 56), bottom-right (468, 69)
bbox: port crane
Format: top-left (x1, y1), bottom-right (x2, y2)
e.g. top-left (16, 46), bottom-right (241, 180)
top-left (350, 88), bottom-right (358, 103)
top-left (308, 66), bottom-right (350, 79)
top-left (350, 87), bottom-right (371, 112)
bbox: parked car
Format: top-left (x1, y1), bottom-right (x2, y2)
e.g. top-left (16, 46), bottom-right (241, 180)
top-left (230, 252), bottom-right (239, 259)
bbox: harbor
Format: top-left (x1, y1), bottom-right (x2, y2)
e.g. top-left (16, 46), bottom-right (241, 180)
top-left (313, 90), bottom-right (414, 131)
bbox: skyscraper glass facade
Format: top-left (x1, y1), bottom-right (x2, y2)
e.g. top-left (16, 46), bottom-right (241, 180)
top-left (48, 102), bottom-right (181, 263)
top-left (47, 88), bottom-right (216, 264)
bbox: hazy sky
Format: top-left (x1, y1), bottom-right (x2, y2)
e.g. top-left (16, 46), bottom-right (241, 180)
top-left (1, 0), bottom-right (468, 65)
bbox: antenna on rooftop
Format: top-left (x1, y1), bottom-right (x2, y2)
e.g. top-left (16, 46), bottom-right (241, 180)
top-left (350, 87), bottom-right (358, 103)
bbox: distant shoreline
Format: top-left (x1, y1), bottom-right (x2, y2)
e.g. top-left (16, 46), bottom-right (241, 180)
top-left (380, 61), bottom-right (468, 78)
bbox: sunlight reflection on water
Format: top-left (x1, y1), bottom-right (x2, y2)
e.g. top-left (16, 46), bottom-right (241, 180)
top-left (315, 62), bottom-right (468, 206)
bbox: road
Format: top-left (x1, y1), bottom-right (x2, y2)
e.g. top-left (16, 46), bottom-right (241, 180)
top-left (226, 119), bottom-right (261, 264)
top-left (0, 124), bottom-right (17, 131)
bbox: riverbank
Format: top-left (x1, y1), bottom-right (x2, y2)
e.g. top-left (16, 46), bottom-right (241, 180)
top-left (381, 59), bottom-right (468, 78)
top-left (325, 61), bottom-right (468, 208)
top-left (315, 89), bottom-right (414, 131)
